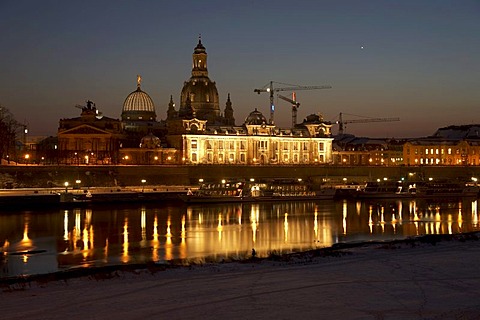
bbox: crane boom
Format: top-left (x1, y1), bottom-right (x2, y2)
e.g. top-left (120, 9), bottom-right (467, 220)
top-left (278, 94), bottom-right (300, 128)
top-left (254, 81), bottom-right (331, 124)
top-left (277, 94), bottom-right (299, 106)
top-left (337, 112), bottom-right (400, 135)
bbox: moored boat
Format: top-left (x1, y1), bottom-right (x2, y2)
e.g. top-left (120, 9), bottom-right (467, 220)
top-left (356, 179), bottom-right (478, 199)
top-left (179, 179), bottom-right (336, 204)
top-left (358, 181), bottom-right (417, 199)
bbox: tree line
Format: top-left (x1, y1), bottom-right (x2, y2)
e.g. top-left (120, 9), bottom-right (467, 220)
top-left (0, 104), bottom-right (20, 162)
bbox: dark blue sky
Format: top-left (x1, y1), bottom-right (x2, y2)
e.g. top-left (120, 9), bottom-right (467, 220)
top-left (1, 0), bottom-right (479, 137)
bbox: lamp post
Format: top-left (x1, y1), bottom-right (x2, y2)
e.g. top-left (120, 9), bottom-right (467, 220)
top-left (64, 182), bottom-right (69, 193)
top-left (141, 179), bottom-right (146, 192)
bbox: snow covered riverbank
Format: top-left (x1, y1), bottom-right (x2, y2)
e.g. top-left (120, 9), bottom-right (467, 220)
top-left (2, 233), bottom-right (480, 319)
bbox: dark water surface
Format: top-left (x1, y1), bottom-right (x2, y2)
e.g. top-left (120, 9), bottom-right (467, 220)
top-left (1, 197), bottom-right (479, 278)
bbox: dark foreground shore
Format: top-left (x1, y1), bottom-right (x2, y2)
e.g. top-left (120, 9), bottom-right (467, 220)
top-left (2, 233), bottom-right (480, 319)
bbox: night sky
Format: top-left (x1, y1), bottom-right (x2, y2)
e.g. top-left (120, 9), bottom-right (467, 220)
top-left (1, 0), bottom-right (479, 138)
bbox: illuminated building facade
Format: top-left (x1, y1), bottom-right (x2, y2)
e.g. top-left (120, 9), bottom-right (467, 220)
top-left (403, 140), bottom-right (480, 166)
top-left (403, 125), bottom-right (480, 166)
top-left (331, 136), bottom-right (405, 166)
top-left (178, 110), bottom-right (333, 165)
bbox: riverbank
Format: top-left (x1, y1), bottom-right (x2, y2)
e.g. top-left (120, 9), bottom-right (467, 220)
top-left (1, 233), bottom-right (480, 319)
top-left (3, 164), bottom-right (480, 189)
top-left (0, 185), bottom-right (189, 209)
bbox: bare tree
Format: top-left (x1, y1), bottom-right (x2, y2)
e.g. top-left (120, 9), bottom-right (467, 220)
top-left (0, 104), bottom-right (21, 162)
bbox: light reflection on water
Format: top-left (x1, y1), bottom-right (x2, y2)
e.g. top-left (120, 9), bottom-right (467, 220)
top-left (1, 198), bottom-right (479, 278)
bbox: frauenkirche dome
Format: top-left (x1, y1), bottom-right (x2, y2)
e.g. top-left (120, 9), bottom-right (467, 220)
top-left (179, 37), bottom-right (220, 123)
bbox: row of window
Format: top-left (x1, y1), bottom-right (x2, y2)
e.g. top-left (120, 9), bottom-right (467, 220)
top-left (190, 152), bottom-right (326, 164)
top-left (413, 158), bottom-right (478, 165)
top-left (408, 147), bottom-right (478, 156)
top-left (191, 139), bottom-right (325, 152)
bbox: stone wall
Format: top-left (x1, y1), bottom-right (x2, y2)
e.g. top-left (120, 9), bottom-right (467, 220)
top-left (2, 165), bottom-right (480, 188)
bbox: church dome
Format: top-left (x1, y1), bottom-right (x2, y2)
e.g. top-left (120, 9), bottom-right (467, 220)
top-left (123, 87), bottom-right (155, 113)
top-left (122, 76), bottom-right (156, 122)
top-left (179, 38), bottom-right (220, 123)
top-left (139, 132), bottom-right (161, 149)
top-left (245, 108), bottom-right (267, 125)
top-left (181, 79), bottom-right (219, 116)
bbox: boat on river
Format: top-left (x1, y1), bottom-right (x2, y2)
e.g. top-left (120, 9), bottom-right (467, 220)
top-left (358, 181), bottom-right (417, 199)
top-left (179, 179), bottom-right (336, 204)
top-left (357, 180), bottom-right (479, 199)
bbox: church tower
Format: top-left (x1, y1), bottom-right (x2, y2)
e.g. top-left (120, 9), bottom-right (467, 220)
top-left (166, 95), bottom-right (177, 120)
top-left (224, 93), bottom-right (235, 126)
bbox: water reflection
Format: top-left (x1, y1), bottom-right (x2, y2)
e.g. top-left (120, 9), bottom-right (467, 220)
top-left (1, 197), bottom-right (480, 278)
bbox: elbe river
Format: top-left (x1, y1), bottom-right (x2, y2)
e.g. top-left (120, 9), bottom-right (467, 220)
top-left (1, 197), bottom-right (480, 278)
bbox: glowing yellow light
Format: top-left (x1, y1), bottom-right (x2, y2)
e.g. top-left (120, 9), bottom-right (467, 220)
top-left (284, 213), bottom-right (289, 242)
top-left (122, 218), bottom-right (129, 263)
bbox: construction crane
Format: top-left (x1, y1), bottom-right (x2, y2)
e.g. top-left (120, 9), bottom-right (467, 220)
top-left (254, 81), bottom-right (331, 124)
top-left (336, 112), bottom-right (400, 135)
top-left (277, 93), bottom-right (300, 128)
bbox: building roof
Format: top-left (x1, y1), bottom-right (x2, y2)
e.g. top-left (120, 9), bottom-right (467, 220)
top-left (432, 124), bottom-right (480, 140)
top-left (244, 108), bottom-right (267, 125)
top-left (123, 87), bottom-right (155, 113)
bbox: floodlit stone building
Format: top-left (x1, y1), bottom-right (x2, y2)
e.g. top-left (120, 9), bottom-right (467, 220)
top-left (177, 110), bottom-right (333, 165)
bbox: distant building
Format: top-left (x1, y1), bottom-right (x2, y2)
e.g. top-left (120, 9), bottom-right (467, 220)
top-left (175, 110), bottom-right (333, 165)
top-left (403, 125), bottom-right (480, 166)
top-left (57, 100), bottom-right (123, 164)
top-left (53, 38), bottom-right (338, 166)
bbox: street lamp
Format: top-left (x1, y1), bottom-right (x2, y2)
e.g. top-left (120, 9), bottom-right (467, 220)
top-left (141, 179), bottom-right (146, 192)
top-left (64, 182), bottom-right (69, 193)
